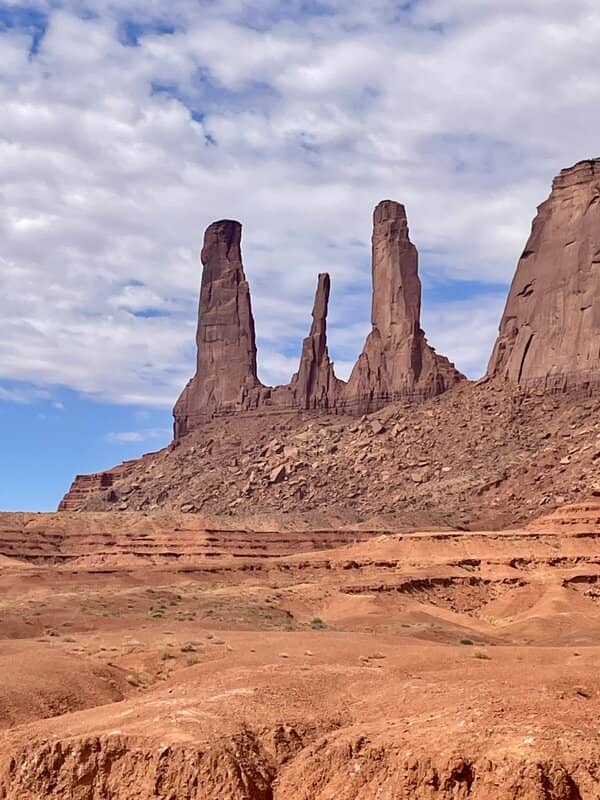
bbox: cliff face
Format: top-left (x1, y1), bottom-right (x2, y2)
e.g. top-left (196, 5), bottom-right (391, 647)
top-left (173, 200), bottom-right (463, 437)
top-left (488, 159), bottom-right (600, 389)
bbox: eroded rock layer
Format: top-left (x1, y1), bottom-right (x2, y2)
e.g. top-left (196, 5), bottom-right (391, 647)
top-left (488, 159), bottom-right (600, 389)
top-left (2, 510), bottom-right (600, 799)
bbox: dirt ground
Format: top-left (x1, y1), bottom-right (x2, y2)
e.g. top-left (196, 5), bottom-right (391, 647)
top-left (0, 504), bottom-right (599, 798)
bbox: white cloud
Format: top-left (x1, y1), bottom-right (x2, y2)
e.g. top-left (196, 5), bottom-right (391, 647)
top-left (0, 384), bottom-right (51, 403)
top-left (422, 293), bottom-right (508, 379)
top-left (105, 426), bottom-right (171, 443)
top-left (1, 2), bottom-right (600, 404)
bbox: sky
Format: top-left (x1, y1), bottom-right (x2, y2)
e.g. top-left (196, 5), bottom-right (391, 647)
top-left (1, 0), bottom-right (600, 510)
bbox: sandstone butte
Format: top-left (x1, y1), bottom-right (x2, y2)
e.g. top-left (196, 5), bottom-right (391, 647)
top-left (60, 158), bottom-right (600, 521)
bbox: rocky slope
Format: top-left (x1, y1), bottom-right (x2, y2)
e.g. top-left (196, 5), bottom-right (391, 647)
top-left (61, 379), bottom-right (600, 528)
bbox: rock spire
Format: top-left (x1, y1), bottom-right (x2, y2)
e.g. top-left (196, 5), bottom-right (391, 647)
top-left (343, 200), bottom-right (464, 412)
top-left (173, 201), bottom-right (463, 437)
top-left (290, 273), bottom-right (342, 410)
top-left (173, 220), bottom-right (262, 437)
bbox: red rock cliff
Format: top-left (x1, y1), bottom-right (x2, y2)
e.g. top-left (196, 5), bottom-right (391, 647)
top-left (488, 159), bottom-right (600, 390)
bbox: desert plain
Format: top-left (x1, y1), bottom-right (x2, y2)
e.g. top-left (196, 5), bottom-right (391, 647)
top-left (0, 502), bottom-right (599, 798)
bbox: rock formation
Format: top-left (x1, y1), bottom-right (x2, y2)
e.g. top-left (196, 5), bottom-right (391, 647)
top-left (343, 200), bottom-right (464, 412)
top-left (173, 220), bottom-right (262, 438)
top-left (58, 156), bottom-right (600, 520)
top-left (488, 159), bottom-right (600, 389)
top-left (173, 200), bottom-right (463, 437)
top-left (289, 273), bottom-right (342, 410)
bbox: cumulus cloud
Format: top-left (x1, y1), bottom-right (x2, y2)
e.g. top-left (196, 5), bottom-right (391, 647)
top-left (1, 1), bottom-right (600, 406)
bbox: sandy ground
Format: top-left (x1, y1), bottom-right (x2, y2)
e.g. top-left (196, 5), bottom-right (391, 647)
top-left (0, 505), bottom-right (599, 797)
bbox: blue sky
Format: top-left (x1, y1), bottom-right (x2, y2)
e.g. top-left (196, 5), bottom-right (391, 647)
top-left (2, 0), bottom-right (600, 509)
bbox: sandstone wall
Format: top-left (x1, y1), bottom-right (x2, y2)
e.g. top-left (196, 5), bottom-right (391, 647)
top-left (488, 158), bottom-right (600, 390)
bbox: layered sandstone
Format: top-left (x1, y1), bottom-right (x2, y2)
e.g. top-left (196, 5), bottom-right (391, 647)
top-left (488, 158), bottom-right (600, 389)
top-left (343, 200), bottom-right (464, 412)
top-left (173, 200), bottom-right (462, 436)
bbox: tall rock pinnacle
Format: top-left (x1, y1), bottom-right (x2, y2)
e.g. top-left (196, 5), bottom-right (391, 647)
top-left (290, 273), bottom-right (341, 409)
top-left (343, 200), bottom-right (464, 411)
top-left (488, 159), bottom-right (600, 389)
top-left (173, 220), bottom-right (261, 437)
top-left (172, 201), bottom-right (463, 437)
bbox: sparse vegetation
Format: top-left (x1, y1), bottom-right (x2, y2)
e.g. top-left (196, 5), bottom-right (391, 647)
top-left (460, 638), bottom-right (474, 646)
top-left (310, 617), bottom-right (326, 629)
